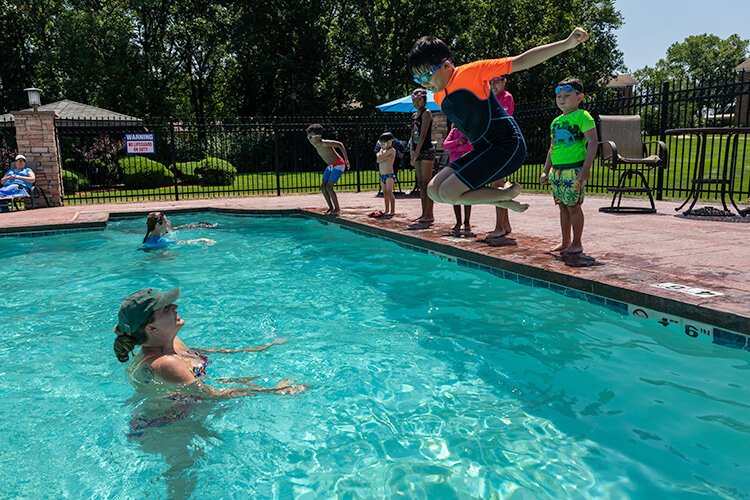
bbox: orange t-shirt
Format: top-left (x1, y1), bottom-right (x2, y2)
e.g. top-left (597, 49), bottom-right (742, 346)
top-left (434, 58), bottom-right (520, 145)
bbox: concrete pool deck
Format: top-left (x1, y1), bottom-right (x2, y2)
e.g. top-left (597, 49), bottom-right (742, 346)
top-left (1, 192), bottom-right (748, 334)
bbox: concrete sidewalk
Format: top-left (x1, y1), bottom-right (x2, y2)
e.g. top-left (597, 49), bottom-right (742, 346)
top-left (1, 191), bottom-right (748, 333)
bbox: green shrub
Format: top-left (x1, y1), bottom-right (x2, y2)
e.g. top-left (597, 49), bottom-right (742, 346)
top-left (63, 157), bottom-right (79, 172)
top-left (196, 157), bottom-right (237, 186)
top-left (118, 156), bottom-right (174, 189)
top-left (172, 160), bottom-right (202, 184)
top-left (61, 169), bottom-right (90, 195)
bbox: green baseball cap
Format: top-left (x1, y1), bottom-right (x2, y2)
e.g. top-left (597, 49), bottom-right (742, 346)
top-left (117, 287), bottom-right (180, 334)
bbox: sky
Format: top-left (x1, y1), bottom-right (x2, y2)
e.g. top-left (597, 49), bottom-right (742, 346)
top-left (614, 0), bottom-right (750, 72)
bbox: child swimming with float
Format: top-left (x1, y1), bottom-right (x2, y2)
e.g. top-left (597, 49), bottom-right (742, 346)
top-left (142, 212), bottom-right (215, 250)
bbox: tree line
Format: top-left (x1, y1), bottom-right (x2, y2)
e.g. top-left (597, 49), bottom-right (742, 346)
top-left (2, 0), bottom-right (627, 119)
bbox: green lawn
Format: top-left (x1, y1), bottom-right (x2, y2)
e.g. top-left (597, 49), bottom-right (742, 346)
top-left (65, 136), bottom-right (750, 204)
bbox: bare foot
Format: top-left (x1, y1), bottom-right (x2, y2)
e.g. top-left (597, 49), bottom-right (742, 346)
top-left (497, 181), bottom-right (522, 199)
top-left (550, 243), bottom-right (569, 253)
top-left (273, 379), bottom-right (308, 395)
top-left (330, 210), bottom-right (341, 217)
top-left (494, 200), bottom-right (529, 212)
top-left (323, 208), bottom-right (333, 215)
top-left (486, 229), bottom-right (508, 239)
top-left (275, 385), bottom-right (308, 395)
top-left (561, 244), bottom-right (583, 255)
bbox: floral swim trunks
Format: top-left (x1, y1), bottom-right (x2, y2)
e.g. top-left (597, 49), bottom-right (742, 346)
top-left (550, 166), bottom-right (584, 206)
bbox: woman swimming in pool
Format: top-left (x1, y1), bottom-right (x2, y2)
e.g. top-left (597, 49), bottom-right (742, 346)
top-left (142, 212), bottom-right (216, 250)
top-left (113, 287), bottom-right (306, 398)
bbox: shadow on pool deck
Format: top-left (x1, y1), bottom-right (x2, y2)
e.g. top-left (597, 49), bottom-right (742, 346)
top-left (1, 192), bottom-right (748, 334)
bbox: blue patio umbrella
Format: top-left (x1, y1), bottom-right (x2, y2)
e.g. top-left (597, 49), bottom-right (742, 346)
top-left (376, 91), bottom-right (441, 112)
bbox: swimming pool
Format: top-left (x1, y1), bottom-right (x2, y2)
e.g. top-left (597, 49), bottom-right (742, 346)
top-left (1, 213), bottom-right (748, 497)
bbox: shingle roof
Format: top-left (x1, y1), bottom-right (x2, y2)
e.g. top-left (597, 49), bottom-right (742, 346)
top-left (604, 74), bottom-right (638, 88)
top-left (0, 99), bottom-right (143, 127)
top-left (735, 58), bottom-right (750, 72)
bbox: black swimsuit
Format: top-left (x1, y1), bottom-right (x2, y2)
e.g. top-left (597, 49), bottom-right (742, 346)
top-left (434, 58), bottom-right (527, 189)
top-left (411, 109), bottom-right (436, 161)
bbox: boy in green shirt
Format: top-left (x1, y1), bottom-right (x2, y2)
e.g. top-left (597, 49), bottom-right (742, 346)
top-left (540, 78), bottom-right (598, 255)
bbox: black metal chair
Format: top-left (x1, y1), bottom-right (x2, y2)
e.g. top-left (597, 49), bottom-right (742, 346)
top-left (0, 160), bottom-right (51, 211)
top-left (598, 115), bottom-right (668, 214)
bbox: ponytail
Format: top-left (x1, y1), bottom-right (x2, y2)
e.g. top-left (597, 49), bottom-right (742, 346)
top-left (113, 329), bottom-right (137, 362)
top-left (112, 312), bottom-right (152, 362)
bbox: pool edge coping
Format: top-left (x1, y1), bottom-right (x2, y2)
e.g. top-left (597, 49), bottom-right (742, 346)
top-left (2, 206), bottom-right (748, 339)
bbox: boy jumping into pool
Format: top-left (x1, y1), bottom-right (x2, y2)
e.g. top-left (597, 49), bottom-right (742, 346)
top-left (306, 123), bottom-right (351, 216)
top-left (407, 28), bottom-right (589, 211)
top-left (540, 78), bottom-right (598, 255)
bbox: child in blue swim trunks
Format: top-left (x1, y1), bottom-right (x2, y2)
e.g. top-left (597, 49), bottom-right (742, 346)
top-left (306, 123), bottom-right (351, 216)
top-left (540, 78), bottom-right (598, 255)
top-left (142, 212), bottom-right (215, 250)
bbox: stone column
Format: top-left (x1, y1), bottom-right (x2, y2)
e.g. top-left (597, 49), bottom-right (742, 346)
top-left (432, 112), bottom-right (448, 149)
top-left (12, 110), bottom-right (63, 206)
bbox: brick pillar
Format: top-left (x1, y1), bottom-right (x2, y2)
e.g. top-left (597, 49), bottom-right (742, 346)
top-left (12, 110), bottom-right (63, 206)
top-left (432, 112), bottom-right (448, 149)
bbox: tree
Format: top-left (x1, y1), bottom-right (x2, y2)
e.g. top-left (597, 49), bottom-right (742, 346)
top-left (0, 0), bottom-right (62, 113)
top-left (0, 0), bottom-right (628, 117)
top-left (634, 34), bottom-right (749, 85)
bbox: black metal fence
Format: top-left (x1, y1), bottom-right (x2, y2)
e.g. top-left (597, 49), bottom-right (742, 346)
top-left (52, 71), bottom-right (750, 204)
top-left (57, 116), bottom-right (412, 204)
top-left (513, 72), bottom-right (750, 201)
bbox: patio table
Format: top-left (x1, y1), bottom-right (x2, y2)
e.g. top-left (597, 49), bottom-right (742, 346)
top-left (665, 127), bottom-right (750, 216)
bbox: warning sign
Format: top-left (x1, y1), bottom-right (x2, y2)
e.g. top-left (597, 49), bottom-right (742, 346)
top-left (125, 133), bottom-right (155, 154)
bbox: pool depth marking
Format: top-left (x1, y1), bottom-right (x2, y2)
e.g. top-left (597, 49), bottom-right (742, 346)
top-left (652, 283), bottom-right (724, 298)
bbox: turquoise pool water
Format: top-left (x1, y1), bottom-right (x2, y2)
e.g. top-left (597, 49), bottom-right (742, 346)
top-left (0, 214), bottom-right (748, 498)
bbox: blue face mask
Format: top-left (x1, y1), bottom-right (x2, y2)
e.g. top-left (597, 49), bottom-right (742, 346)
top-left (555, 84), bottom-right (582, 94)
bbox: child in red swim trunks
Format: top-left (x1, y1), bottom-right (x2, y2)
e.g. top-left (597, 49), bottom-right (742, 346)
top-left (306, 123), bottom-right (351, 216)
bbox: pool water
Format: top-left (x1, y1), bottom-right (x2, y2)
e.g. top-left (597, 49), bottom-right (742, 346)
top-left (0, 214), bottom-right (748, 498)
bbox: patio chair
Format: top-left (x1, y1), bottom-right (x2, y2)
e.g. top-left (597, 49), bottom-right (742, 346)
top-left (435, 149), bottom-right (451, 169)
top-left (597, 115), bottom-right (668, 214)
top-left (0, 160), bottom-right (51, 211)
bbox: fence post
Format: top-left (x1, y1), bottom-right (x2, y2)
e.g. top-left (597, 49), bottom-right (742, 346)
top-left (656, 81), bottom-right (670, 200)
top-left (170, 121), bottom-right (179, 201)
top-left (355, 124), bottom-right (361, 192)
top-left (273, 124), bottom-right (281, 197)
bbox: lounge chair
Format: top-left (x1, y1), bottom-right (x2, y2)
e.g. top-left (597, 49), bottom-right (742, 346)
top-left (0, 160), bottom-right (51, 211)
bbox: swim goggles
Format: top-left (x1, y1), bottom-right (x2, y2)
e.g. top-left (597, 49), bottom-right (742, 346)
top-left (412, 58), bottom-right (452, 85)
top-left (555, 84), bottom-right (582, 94)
